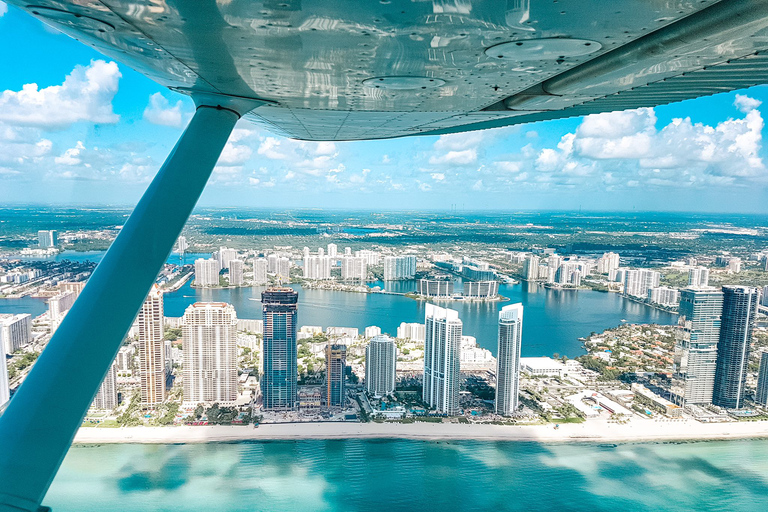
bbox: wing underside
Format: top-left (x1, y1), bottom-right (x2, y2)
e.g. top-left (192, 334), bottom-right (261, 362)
top-left (7, 0), bottom-right (768, 141)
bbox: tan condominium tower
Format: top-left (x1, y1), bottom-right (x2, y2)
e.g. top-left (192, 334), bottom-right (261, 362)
top-left (138, 285), bottom-right (165, 407)
top-left (182, 302), bottom-right (238, 406)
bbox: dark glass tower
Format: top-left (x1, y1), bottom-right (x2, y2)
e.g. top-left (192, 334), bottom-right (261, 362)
top-left (261, 287), bottom-right (298, 411)
top-left (713, 286), bottom-right (759, 409)
top-left (325, 344), bottom-right (347, 408)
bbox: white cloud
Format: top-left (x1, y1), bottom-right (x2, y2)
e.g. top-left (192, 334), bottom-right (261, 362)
top-left (430, 172), bottom-right (445, 181)
top-left (143, 93), bottom-right (185, 127)
top-left (429, 148), bottom-right (477, 166)
top-left (257, 137), bottom-right (288, 160)
top-left (55, 141), bottom-right (86, 165)
top-left (735, 94), bottom-right (762, 113)
top-left (0, 60), bottom-right (121, 129)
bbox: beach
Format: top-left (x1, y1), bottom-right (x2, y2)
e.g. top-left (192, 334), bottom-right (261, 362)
top-left (73, 418), bottom-right (768, 444)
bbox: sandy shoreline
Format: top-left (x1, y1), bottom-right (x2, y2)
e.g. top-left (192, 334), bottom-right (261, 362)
top-left (73, 419), bottom-right (768, 445)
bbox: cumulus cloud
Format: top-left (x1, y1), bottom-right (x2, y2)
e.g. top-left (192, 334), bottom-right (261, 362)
top-left (143, 93), bottom-right (186, 127)
top-left (735, 94), bottom-right (762, 113)
top-left (513, 96), bottom-right (767, 191)
top-left (0, 60), bottom-right (121, 129)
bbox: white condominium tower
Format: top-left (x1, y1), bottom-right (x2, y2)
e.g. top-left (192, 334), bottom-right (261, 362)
top-left (688, 266), bottom-right (710, 287)
top-left (383, 255), bottom-right (417, 281)
top-left (253, 258), bottom-right (268, 285)
top-left (496, 303), bottom-right (523, 416)
top-left (623, 269), bottom-right (660, 298)
top-left (341, 256), bottom-right (367, 281)
top-left (423, 304), bottom-right (462, 415)
top-left (397, 322), bottom-right (425, 342)
top-left (596, 252), bottom-right (620, 274)
top-left (182, 302), bottom-right (239, 405)
top-left (217, 247), bottom-right (238, 270)
top-left (365, 334), bottom-right (397, 397)
top-left (138, 285), bottom-right (165, 407)
top-left (195, 258), bottom-right (220, 287)
top-left (228, 259), bottom-right (244, 286)
top-left (92, 361), bottom-right (117, 410)
top-left (0, 314), bottom-right (32, 354)
top-left (303, 253), bottom-right (332, 279)
top-left (176, 235), bottom-right (189, 254)
top-left (355, 250), bottom-right (381, 265)
top-left (672, 287), bottom-right (723, 406)
top-left (522, 255), bottom-right (539, 281)
top-left (327, 243), bottom-right (338, 258)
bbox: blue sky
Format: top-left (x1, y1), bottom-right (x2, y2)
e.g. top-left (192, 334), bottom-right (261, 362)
top-left (1, 3), bottom-right (768, 212)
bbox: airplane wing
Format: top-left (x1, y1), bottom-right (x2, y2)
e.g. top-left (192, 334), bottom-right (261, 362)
top-left (7, 0), bottom-right (768, 141)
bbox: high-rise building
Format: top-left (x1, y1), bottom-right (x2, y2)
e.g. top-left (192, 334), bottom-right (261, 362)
top-left (38, 230), bottom-right (58, 248)
top-left (364, 326), bottom-right (381, 338)
top-left (462, 281), bottom-right (499, 299)
top-left (194, 258), bottom-right (220, 287)
top-left (182, 302), bottom-right (238, 405)
top-left (496, 304), bottom-right (523, 416)
top-left (383, 255), bottom-right (417, 281)
top-left (92, 361), bottom-right (117, 410)
top-left (648, 286), bottom-right (680, 307)
top-left (397, 322), bottom-right (425, 342)
top-left (522, 255), bottom-right (539, 281)
top-left (756, 351), bottom-right (768, 406)
top-left (365, 334), bottom-right (397, 397)
top-left (217, 247), bottom-right (239, 270)
top-left (0, 342), bottom-right (9, 407)
top-left (138, 285), bottom-right (165, 407)
top-left (0, 314), bottom-right (32, 355)
top-left (267, 254), bottom-right (279, 273)
top-left (417, 279), bottom-right (454, 298)
top-left (688, 267), bottom-right (710, 287)
top-left (423, 304), bottom-right (462, 415)
top-left (303, 253), bottom-right (332, 280)
top-left (327, 243), bottom-right (338, 258)
top-left (49, 291), bottom-right (76, 332)
top-left (671, 287), bottom-right (723, 406)
top-left (727, 257), bottom-right (742, 273)
top-left (623, 269), bottom-right (660, 298)
top-left (276, 257), bottom-right (290, 283)
top-left (355, 250), bottom-right (380, 265)
top-left (261, 287), bottom-right (299, 410)
top-left (177, 235), bottom-right (189, 254)
top-left (341, 256), bottom-right (367, 281)
top-left (713, 286), bottom-right (759, 409)
top-left (228, 259), bottom-right (244, 286)
top-left (253, 258), bottom-right (268, 285)
top-left (325, 344), bottom-right (347, 408)
top-left (596, 252), bottom-right (620, 274)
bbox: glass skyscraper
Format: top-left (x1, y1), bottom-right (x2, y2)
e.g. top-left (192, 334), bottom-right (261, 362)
top-left (756, 351), bottom-right (768, 407)
top-left (325, 344), bottom-right (347, 407)
top-left (423, 304), bottom-right (462, 415)
top-left (713, 286), bottom-right (759, 409)
top-left (261, 287), bottom-right (299, 411)
top-left (672, 287), bottom-right (723, 406)
top-left (496, 303), bottom-right (523, 416)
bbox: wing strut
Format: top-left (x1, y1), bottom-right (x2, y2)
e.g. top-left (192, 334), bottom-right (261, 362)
top-left (0, 98), bottom-right (258, 512)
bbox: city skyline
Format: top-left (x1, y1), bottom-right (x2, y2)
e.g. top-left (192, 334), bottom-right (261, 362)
top-left (2, 7), bottom-right (768, 213)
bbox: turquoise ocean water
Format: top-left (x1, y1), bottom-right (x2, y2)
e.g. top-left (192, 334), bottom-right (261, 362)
top-left (46, 439), bottom-right (768, 511)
